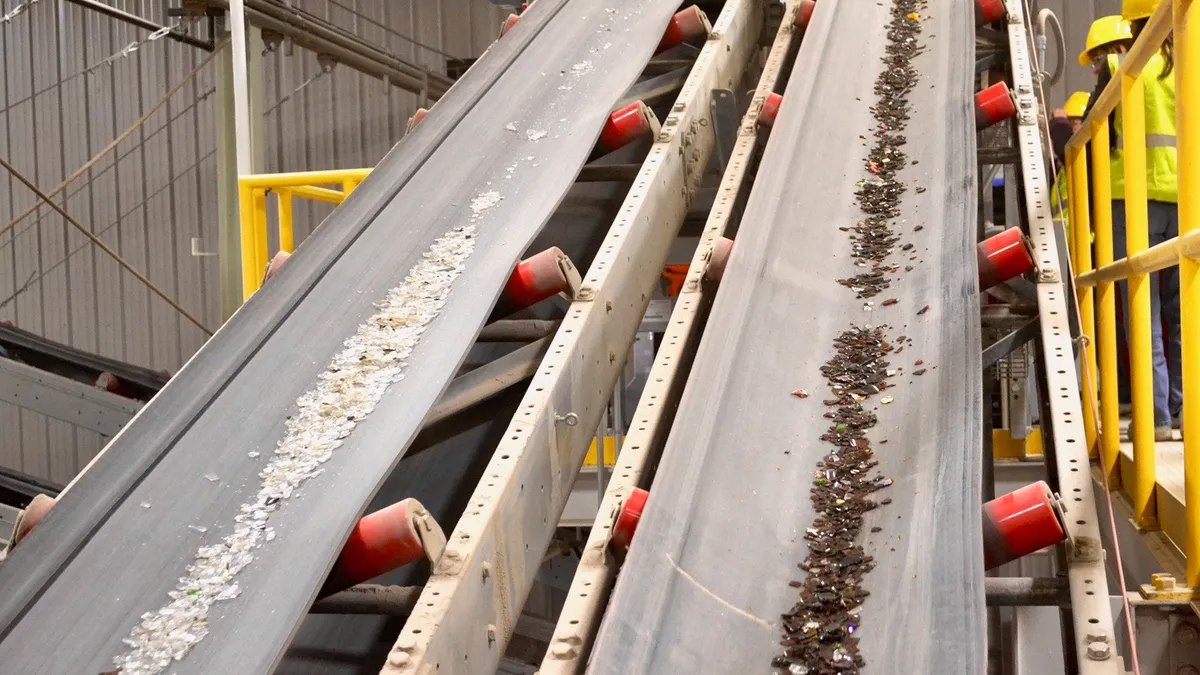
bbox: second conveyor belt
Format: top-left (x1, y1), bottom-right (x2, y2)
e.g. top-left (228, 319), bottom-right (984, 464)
top-left (589, 0), bottom-right (986, 672)
top-left (0, 1), bottom-right (681, 673)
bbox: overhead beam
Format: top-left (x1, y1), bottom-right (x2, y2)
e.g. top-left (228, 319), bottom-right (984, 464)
top-left (63, 0), bottom-right (215, 51)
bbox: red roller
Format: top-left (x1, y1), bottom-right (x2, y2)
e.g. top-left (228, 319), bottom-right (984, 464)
top-left (977, 226), bottom-right (1034, 290)
top-left (758, 92), bottom-right (782, 129)
top-left (10, 494), bottom-right (55, 549)
top-left (706, 237), bottom-right (734, 282)
top-left (405, 108), bottom-right (428, 135)
top-left (502, 247), bottom-right (576, 310)
top-left (0, 320), bottom-right (11, 326)
top-left (655, 7), bottom-right (711, 54)
top-left (975, 0), bottom-right (1006, 26)
top-left (323, 498), bottom-right (443, 596)
top-left (596, 101), bottom-right (659, 157)
top-left (264, 250), bottom-right (291, 284)
top-left (795, 0), bottom-right (817, 29)
top-left (982, 481), bottom-right (1066, 570)
top-left (611, 488), bottom-right (649, 551)
top-left (975, 81), bottom-right (1016, 129)
top-left (95, 372), bottom-right (130, 398)
top-left (498, 13), bottom-right (520, 39)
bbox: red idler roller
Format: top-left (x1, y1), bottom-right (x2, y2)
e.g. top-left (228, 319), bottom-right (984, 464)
top-left (262, 250), bottom-right (291, 285)
top-left (6, 493), bottom-right (56, 552)
top-left (95, 372), bottom-right (130, 398)
top-left (405, 107), bottom-right (429, 135)
top-left (498, 13), bottom-right (520, 39)
top-left (795, 0), bottom-right (817, 29)
top-left (975, 81), bottom-right (1017, 129)
top-left (655, 7), bottom-right (711, 54)
top-left (705, 237), bottom-right (734, 282)
top-left (610, 488), bottom-right (649, 551)
top-left (975, 0), bottom-right (1006, 26)
top-left (758, 92), bottom-right (783, 129)
top-left (591, 101), bottom-right (661, 160)
top-left (491, 247), bottom-right (582, 319)
top-left (977, 226), bottom-right (1034, 290)
top-left (0, 320), bottom-right (11, 326)
top-left (321, 498), bottom-right (445, 597)
top-left (982, 481), bottom-right (1066, 569)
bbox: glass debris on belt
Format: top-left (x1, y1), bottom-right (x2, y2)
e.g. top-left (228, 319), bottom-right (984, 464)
top-left (111, 220), bottom-right (482, 675)
top-left (776, 0), bottom-right (925, 672)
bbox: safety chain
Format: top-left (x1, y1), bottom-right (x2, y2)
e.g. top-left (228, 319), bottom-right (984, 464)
top-left (0, 0), bottom-right (42, 25)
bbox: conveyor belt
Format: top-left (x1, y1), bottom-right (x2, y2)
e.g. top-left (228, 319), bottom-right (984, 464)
top-left (0, 2), bottom-right (679, 673)
top-left (588, 0), bottom-right (984, 672)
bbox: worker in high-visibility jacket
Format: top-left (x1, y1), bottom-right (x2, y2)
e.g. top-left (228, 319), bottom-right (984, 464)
top-left (1084, 0), bottom-right (1179, 439)
top-left (1049, 92), bottom-right (1091, 224)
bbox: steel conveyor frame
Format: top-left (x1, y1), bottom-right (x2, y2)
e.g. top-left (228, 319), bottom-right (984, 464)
top-left (0, 2), bottom-right (686, 673)
top-left (387, 1), bottom-right (764, 673)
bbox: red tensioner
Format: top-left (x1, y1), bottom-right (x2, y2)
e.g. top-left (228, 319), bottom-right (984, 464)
top-left (977, 226), bottom-right (1034, 290)
top-left (322, 498), bottom-right (446, 597)
top-left (499, 13), bottom-right (521, 39)
top-left (975, 0), bottom-right (1006, 26)
top-left (795, 0), bottom-right (817, 30)
top-left (655, 7), bottom-right (711, 54)
top-left (405, 107), bottom-right (429, 135)
top-left (706, 237), bottom-right (734, 282)
top-left (982, 481), bottom-right (1066, 570)
top-left (975, 81), bottom-right (1017, 129)
top-left (593, 101), bottom-right (661, 159)
top-left (758, 92), bottom-right (783, 129)
top-left (610, 488), bottom-right (649, 551)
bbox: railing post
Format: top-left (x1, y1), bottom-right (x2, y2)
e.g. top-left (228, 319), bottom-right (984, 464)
top-left (1070, 146), bottom-right (1100, 456)
top-left (1123, 71), bottom-right (1158, 528)
top-left (238, 180), bottom-right (259, 300)
top-left (1175, 0), bottom-right (1200, 586)
top-left (277, 188), bottom-right (295, 254)
top-left (1066, 160), bottom-right (1078, 270)
top-left (1091, 118), bottom-right (1121, 487)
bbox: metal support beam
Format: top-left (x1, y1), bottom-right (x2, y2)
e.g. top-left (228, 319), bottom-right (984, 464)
top-left (0, 358), bottom-right (140, 436)
top-left (309, 584), bottom-right (420, 615)
top-left (425, 337), bottom-right (551, 426)
top-left (985, 577), bottom-right (1071, 606)
top-left (64, 0), bottom-right (214, 50)
top-left (983, 317), bottom-right (1041, 369)
top-left (477, 320), bottom-right (560, 342)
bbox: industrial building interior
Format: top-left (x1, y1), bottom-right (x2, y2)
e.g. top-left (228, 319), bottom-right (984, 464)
top-left (0, 0), bottom-right (1196, 673)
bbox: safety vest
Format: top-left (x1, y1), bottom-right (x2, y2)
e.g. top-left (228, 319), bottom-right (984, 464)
top-left (1051, 170), bottom-right (1070, 222)
top-left (1108, 52), bottom-right (1178, 203)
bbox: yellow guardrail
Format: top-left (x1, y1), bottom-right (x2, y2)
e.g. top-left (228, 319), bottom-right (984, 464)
top-left (237, 168), bottom-right (373, 299)
top-left (1068, 0), bottom-right (1197, 584)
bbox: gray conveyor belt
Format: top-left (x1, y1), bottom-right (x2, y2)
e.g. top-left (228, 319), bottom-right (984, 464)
top-left (588, 0), bottom-right (985, 673)
top-left (0, 1), bottom-right (679, 673)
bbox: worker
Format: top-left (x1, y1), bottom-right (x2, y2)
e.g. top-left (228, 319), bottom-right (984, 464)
top-left (1049, 91), bottom-right (1090, 223)
top-left (1086, 0), bottom-right (1178, 440)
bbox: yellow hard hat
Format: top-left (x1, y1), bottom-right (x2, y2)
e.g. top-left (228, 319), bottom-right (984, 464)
top-left (1064, 91), bottom-right (1090, 118)
top-left (1077, 15), bottom-right (1133, 65)
top-left (1122, 0), bottom-right (1157, 21)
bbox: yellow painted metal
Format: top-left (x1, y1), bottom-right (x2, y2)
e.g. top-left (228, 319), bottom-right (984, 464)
top-left (1175, 0), bottom-right (1200, 586)
top-left (1139, 573), bottom-right (1200, 601)
top-left (277, 189), bottom-right (295, 254)
top-left (992, 428), bottom-right (1044, 459)
top-left (239, 182), bottom-right (259, 300)
top-left (1124, 70), bottom-right (1159, 527)
top-left (236, 168), bottom-right (374, 297)
top-left (1076, 230), bottom-right (1200, 286)
top-left (1066, 159), bottom-right (1079, 269)
top-left (1071, 147), bottom-right (1100, 457)
top-left (583, 436), bottom-right (624, 466)
top-left (289, 185), bottom-right (346, 205)
top-left (1092, 117), bottom-right (1123, 486)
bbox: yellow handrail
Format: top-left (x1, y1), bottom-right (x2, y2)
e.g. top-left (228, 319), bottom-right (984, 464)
top-left (1065, 0), bottom-right (1197, 583)
top-left (236, 168), bottom-right (374, 299)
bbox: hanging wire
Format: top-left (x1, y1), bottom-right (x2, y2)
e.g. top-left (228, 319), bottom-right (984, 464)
top-left (0, 85), bottom-right (218, 257)
top-left (262, 63), bottom-right (331, 117)
top-left (0, 0), bottom-right (42, 25)
top-left (322, 0), bottom-right (460, 61)
top-left (0, 148), bottom-right (217, 312)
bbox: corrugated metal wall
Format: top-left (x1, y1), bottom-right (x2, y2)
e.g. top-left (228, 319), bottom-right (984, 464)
top-left (1037, 0), bottom-right (1122, 107)
top-left (0, 0), bottom-right (503, 484)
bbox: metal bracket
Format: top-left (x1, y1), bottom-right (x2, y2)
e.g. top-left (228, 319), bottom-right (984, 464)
top-left (710, 88), bottom-right (738, 173)
top-left (1139, 574), bottom-right (1200, 603)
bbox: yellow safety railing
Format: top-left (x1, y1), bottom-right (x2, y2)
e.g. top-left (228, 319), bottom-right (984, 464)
top-left (237, 168), bottom-right (373, 299)
top-left (1068, 0), bottom-right (1197, 584)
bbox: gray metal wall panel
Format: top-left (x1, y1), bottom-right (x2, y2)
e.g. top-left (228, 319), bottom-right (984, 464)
top-left (1034, 0), bottom-right (1121, 108)
top-left (0, 0), bottom-right (502, 484)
